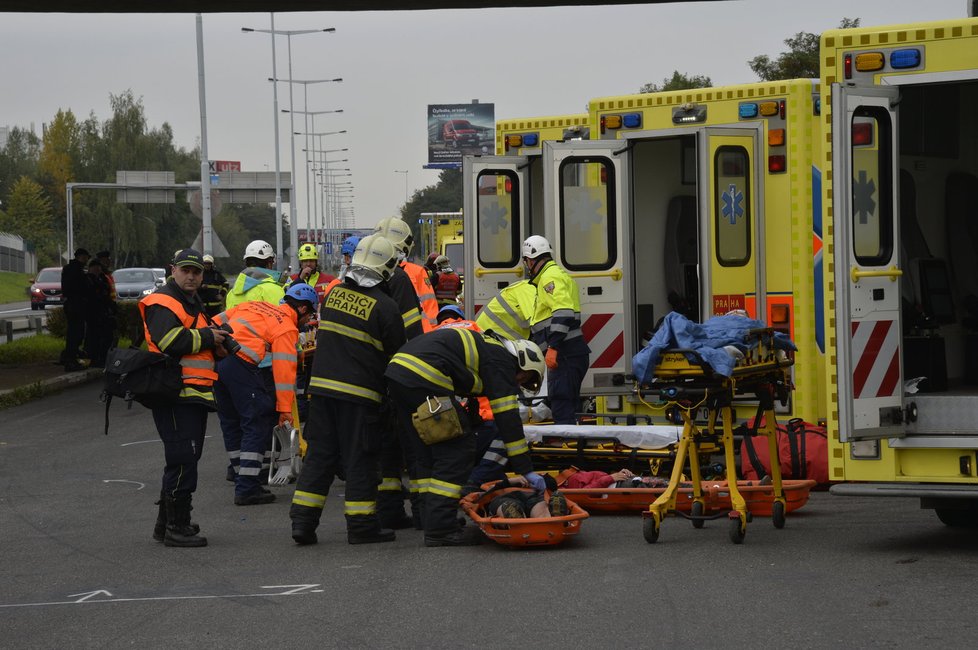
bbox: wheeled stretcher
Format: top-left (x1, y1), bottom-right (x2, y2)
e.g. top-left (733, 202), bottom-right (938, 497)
top-left (639, 328), bottom-right (794, 544)
top-left (524, 423), bottom-right (682, 474)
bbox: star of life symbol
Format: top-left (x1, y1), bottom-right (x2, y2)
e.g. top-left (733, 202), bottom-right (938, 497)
top-left (721, 183), bottom-right (744, 226)
top-left (853, 170), bottom-right (877, 225)
top-left (480, 201), bottom-right (510, 235)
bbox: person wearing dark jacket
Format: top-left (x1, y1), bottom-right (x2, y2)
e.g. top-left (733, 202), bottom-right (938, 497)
top-left (199, 254), bottom-right (229, 317)
top-left (139, 248), bottom-right (227, 548)
top-left (83, 259), bottom-right (114, 368)
top-left (384, 328), bottom-right (547, 546)
top-left (290, 234), bottom-right (407, 546)
top-left (61, 248), bottom-right (92, 371)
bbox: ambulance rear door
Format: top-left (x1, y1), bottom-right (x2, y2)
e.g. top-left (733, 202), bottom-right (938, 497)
top-left (463, 156), bottom-right (530, 319)
top-left (699, 126), bottom-right (766, 321)
top-left (542, 139), bottom-right (629, 395)
top-left (831, 85), bottom-right (904, 441)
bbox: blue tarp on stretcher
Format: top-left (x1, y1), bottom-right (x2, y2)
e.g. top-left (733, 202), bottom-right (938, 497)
top-left (632, 312), bottom-right (797, 384)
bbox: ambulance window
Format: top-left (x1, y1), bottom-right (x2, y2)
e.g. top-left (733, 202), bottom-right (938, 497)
top-left (713, 146), bottom-right (751, 266)
top-left (851, 108), bottom-right (893, 265)
top-left (476, 170), bottom-right (520, 268)
top-left (558, 157), bottom-right (616, 270)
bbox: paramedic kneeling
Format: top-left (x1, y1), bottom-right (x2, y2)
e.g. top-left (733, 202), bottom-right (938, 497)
top-left (384, 329), bottom-right (547, 546)
top-left (522, 235), bottom-right (591, 425)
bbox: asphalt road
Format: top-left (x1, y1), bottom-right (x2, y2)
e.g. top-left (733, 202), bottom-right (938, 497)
top-left (2, 381), bottom-right (976, 649)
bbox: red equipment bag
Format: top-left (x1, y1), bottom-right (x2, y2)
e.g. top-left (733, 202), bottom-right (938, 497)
top-left (740, 418), bottom-right (829, 485)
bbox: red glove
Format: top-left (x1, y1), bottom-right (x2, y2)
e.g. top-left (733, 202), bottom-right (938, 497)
top-left (277, 412), bottom-right (291, 428)
top-left (545, 347), bottom-right (559, 370)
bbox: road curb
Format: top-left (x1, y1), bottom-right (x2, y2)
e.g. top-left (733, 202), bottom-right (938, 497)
top-left (0, 367), bottom-right (102, 400)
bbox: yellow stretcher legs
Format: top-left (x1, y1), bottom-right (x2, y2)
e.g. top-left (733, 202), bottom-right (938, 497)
top-left (641, 384), bottom-right (788, 545)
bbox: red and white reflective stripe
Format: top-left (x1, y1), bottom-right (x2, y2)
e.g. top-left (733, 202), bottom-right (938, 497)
top-left (581, 313), bottom-right (624, 369)
top-left (851, 320), bottom-right (900, 398)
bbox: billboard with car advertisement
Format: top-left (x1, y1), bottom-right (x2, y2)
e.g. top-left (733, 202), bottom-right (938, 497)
top-left (427, 103), bottom-right (495, 166)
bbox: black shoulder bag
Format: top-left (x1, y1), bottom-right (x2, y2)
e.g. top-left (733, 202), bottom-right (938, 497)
top-left (101, 347), bottom-right (183, 434)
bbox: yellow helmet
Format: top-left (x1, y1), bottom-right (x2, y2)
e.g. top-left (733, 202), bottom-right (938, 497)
top-left (374, 217), bottom-right (414, 256)
top-left (298, 242), bottom-right (319, 261)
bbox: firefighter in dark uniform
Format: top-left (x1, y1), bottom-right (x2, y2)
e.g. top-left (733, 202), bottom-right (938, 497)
top-left (199, 254), bottom-right (229, 318)
top-left (384, 328), bottom-right (547, 546)
top-left (373, 227), bottom-right (427, 530)
top-left (139, 248), bottom-right (228, 548)
top-left (290, 234), bottom-right (407, 546)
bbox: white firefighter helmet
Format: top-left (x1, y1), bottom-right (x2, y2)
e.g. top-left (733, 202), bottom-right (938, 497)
top-left (351, 234), bottom-right (399, 282)
top-left (243, 239), bottom-right (274, 261)
top-left (521, 235), bottom-right (552, 260)
top-left (374, 217), bottom-right (415, 256)
top-left (503, 338), bottom-right (546, 395)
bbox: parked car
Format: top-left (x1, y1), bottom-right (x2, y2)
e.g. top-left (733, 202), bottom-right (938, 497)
top-left (28, 267), bottom-right (64, 310)
top-left (151, 268), bottom-right (167, 284)
top-left (113, 267), bottom-right (162, 301)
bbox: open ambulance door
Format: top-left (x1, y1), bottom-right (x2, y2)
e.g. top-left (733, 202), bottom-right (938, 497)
top-left (831, 85), bottom-right (905, 441)
top-left (542, 139), bottom-right (629, 395)
top-left (699, 126), bottom-right (765, 322)
top-left (462, 156), bottom-right (530, 319)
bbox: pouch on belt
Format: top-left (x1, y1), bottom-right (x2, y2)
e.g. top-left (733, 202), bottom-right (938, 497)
top-left (412, 396), bottom-right (463, 445)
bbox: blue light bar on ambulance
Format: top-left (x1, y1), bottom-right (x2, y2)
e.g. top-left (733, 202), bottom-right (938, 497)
top-left (890, 49), bottom-right (922, 69)
top-left (739, 103), bottom-right (759, 119)
top-left (672, 103), bottom-right (707, 124)
top-left (521, 133), bottom-right (539, 147)
top-left (622, 113), bottom-right (642, 128)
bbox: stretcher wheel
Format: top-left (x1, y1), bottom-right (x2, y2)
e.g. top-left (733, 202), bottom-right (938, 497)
top-left (728, 517), bottom-right (746, 544)
top-left (771, 501), bottom-right (786, 529)
top-left (643, 517), bottom-right (660, 544)
top-left (691, 501), bottom-right (705, 529)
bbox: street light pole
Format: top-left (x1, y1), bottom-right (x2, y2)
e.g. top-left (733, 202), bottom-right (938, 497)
top-left (243, 23), bottom-right (335, 271)
top-left (285, 108), bottom-right (343, 242)
top-left (394, 169), bottom-right (409, 204)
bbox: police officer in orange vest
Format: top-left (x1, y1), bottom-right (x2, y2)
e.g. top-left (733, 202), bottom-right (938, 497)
top-left (212, 283), bottom-right (318, 506)
top-left (140, 248), bottom-right (228, 548)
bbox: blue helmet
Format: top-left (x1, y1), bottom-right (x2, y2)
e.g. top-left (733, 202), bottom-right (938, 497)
top-left (341, 236), bottom-right (361, 257)
top-left (437, 304), bottom-right (464, 323)
top-left (284, 283), bottom-right (319, 308)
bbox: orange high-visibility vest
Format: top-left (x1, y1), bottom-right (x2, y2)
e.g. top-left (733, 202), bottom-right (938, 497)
top-left (139, 292), bottom-right (217, 387)
top-left (401, 260), bottom-right (439, 332)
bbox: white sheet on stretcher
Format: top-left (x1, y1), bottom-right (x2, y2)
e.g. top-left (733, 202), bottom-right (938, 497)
top-left (523, 425), bottom-right (682, 450)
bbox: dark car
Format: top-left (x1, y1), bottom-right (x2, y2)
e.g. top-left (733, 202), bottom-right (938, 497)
top-left (113, 267), bottom-right (162, 301)
top-left (28, 267), bottom-right (64, 310)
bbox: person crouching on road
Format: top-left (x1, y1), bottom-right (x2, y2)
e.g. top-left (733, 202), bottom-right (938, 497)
top-left (384, 328), bottom-right (548, 546)
top-left (139, 248), bottom-right (228, 548)
top-left (212, 284), bottom-right (317, 506)
top-left (290, 234), bottom-right (407, 546)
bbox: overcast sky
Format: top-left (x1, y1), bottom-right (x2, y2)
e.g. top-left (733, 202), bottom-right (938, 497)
top-left (0, 0), bottom-right (968, 236)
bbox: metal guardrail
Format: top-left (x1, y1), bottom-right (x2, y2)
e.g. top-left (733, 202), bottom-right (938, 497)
top-left (0, 316), bottom-right (47, 343)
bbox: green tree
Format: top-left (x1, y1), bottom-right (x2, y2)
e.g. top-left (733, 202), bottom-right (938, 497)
top-left (399, 169), bottom-right (462, 247)
top-left (639, 71), bottom-right (712, 94)
top-left (39, 109), bottom-right (81, 225)
top-left (1, 177), bottom-right (57, 265)
top-left (749, 18), bottom-right (860, 81)
top-left (0, 127), bottom-right (41, 206)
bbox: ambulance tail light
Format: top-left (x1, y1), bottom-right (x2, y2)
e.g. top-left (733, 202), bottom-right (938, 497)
top-left (604, 115), bottom-right (623, 130)
top-left (505, 135), bottom-right (522, 151)
top-left (779, 99), bottom-right (786, 120)
top-left (855, 52), bottom-right (885, 72)
top-left (771, 303), bottom-right (791, 336)
top-left (852, 122), bottom-right (873, 146)
top-left (759, 101), bottom-right (778, 117)
top-left (890, 49), bottom-right (922, 69)
top-left (768, 154), bottom-right (786, 173)
top-left (844, 53), bottom-right (853, 79)
top-left (505, 178), bottom-right (513, 193)
top-left (768, 128), bottom-right (785, 147)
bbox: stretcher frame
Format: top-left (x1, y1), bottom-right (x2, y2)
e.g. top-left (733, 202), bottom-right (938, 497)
top-left (461, 486), bottom-right (589, 548)
top-left (640, 328), bottom-right (793, 544)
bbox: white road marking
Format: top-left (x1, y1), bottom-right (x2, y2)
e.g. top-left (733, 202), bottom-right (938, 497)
top-left (102, 479), bottom-right (145, 490)
top-left (0, 584), bottom-right (322, 609)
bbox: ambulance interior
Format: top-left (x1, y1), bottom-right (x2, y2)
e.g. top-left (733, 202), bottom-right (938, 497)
top-left (897, 79), bottom-right (978, 400)
top-left (628, 135), bottom-right (701, 349)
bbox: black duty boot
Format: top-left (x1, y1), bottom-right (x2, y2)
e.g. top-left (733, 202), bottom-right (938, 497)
top-left (164, 496), bottom-right (207, 548)
top-left (154, 491), bottom-right (200, 542)
top-left (290, 504), bottom-right (323, 545)
top-left (380, 512), bottom-right (416, 530)
top-left (292, 524), bottom-right (318, 546)
top-left (423, 525), bottom-right (484, 547)
top-left (348, 529), bottom-right (396, 545)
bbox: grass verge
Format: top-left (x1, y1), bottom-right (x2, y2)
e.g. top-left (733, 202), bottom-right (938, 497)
top-left (0, 382), bottom-right (50, 410)
top-left (0, 334), bottom-right (63, 364)
top-left (0, 270), bottom-right (32, 303)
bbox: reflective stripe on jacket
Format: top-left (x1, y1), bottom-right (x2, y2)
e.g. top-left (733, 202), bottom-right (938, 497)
top-left (401, 260), bottom-right (439, 332)
top-left (529, 260), bottom-right (589, 355)
top-left (139, 282), bottom-right (217, 404)
top-left (213, 301), bottom-right (299, 414)
top-left (475, 279), bottom-right (535, 342)
top-left (226, 267), bottom-right (285, 309)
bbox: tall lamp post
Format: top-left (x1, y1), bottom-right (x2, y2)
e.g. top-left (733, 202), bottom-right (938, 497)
top-left (305, 146), bottom-right (348, 238)
top-left (286, 109), bottom-right (344, 240)
top-left (242, 21), bottom-right (335, 270)
top-left (295, 128), bottom-right (346, 239)
top-left (394, 169), bottom-right (409, 203)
